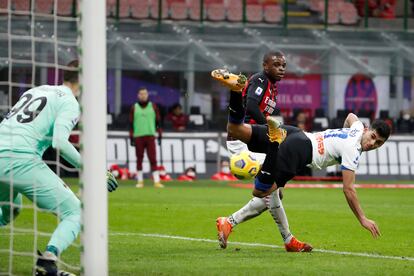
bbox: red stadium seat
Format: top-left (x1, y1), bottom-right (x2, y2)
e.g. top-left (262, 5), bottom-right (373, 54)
top-left (327, 6), bottom-right (339, 24)
top-left (118, 0), bottom-right (130, 18)
top-left (130, 0), bottom-right (150, 19)
top-left (35, 0), bottom-right (53, 14)
top-left (246, 4), bottom-right (263, 22)
top-left (226, 0), bottom-right (242, 22)
top-left (169, 0), bottom-right (188, 20)
top-left (149, 0), bottom-right (168, 19)
top-left (206, 0), bottom-right (225, 21)
top-left (309, 0), bottom-right (324, 12)
top-left (57, 0), bottom-right (75, 16)
top-left (263, 4), bottom-right (282, 23)
top-left (0, 0), bottom-right (8, 14)
top-left (107, 0), bottom-right (117, 17)
top-left (13, 0), bottom-right (30, 12)
top-left (188, 0), bottom-right (205, 21)
top-left (340, 2), bottom-right (358, 25)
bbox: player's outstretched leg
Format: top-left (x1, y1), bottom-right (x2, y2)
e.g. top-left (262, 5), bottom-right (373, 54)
top-left (216, 197), bottom-right (268, 249)
top-left (267, 189), bottom-right (313, 252)
top-left (211, 69), bottom-right (247, 92)
top-left (252, 117), bottom-right (286, 198)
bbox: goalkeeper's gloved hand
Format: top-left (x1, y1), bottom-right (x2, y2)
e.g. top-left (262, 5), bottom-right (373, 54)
top-left (106, 171), bottom-right (118, 192)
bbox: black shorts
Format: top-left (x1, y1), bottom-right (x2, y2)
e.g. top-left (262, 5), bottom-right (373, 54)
top-left (248, 125), bottom-right (313, 187)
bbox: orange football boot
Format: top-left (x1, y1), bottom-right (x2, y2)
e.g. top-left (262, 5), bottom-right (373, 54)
top-left (285, 236), bottom-right (313, 252)
top-left (267, 116), bottom-right (287, 144)
top-left (211, 69), bottom-right (247, 92)
top-left (216, 217), bottom-right (233, 249)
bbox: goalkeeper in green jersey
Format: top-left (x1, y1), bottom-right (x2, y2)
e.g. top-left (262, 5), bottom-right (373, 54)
top-left (0, 60), bottom-right (118, 276)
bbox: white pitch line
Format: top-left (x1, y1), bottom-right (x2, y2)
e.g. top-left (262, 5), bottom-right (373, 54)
top-left (111, 232), bottom-right (414, 262)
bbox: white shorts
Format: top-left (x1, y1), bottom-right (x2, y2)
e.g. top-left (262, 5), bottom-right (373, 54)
top-left (226, 140), bottom-right (266, 165)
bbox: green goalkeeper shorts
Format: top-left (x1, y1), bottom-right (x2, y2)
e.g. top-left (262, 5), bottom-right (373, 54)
top-left (0, 152), bottom-right (78, 215)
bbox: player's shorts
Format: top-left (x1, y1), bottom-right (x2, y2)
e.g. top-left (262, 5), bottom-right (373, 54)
top-left (248, 125), bottom-right (313, 187)
top-left (226, 140), bottom-right (266, 164)
top-left (0, 151), bottom-right (80, 216)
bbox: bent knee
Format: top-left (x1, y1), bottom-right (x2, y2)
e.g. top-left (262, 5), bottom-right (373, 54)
top-left (252, 184), bottom-right (277, 198)
top-left (58, 196), bottom-right (81, 220)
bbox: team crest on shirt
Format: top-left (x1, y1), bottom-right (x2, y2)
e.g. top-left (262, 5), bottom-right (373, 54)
top-left (255, 87), bottom-right (263, 95)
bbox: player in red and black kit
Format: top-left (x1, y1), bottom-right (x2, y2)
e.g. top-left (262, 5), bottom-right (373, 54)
top-left (242, 51), bottom-right (285, 125)
top-left (212, 51), bottom-right (286, 158)
top-left (212, 51), bottom-right (312, 252)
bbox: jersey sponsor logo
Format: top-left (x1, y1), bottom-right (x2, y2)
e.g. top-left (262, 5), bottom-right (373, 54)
top-left (264, 97), bottom-right (276, 108)
top-left (324, 129), bottom-right (348, 139)
top-left (263, 97), bottom-right (276, 114)
top-left (264, 106), bottom-right (274, 114)
top-left (315, 133), bottom-right (324, 155)
top-left (255, 87), bottom-right (263, 96)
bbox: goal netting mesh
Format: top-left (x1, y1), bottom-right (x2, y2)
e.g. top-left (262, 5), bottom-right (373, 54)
top-left (0, 1), bottom-right (107, 275)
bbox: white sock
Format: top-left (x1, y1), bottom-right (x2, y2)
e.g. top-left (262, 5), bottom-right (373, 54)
top-left (267, 189), bottom-right (292, 243)
top-left (44, 251), bottom-right (57, 261)
top-left (152, 171), bottom-right (160, 183)
top-left (137, 171), bottom-right (143, 183)
top-left (228, 197), bottom-right (267, 227)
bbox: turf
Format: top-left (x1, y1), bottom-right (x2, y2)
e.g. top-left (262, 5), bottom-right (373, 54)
top-left (1, 179), bottom-right (414, 275)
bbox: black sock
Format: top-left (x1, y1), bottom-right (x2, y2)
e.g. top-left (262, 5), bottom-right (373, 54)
top-left (228, 91), bottom-right (245, 124)
top-left (256, 141), bottom-right (279, 184)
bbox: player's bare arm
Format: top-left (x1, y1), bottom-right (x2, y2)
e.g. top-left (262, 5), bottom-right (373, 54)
top-left (343, 113), bottom-right (359, 128)
top-left (342, 169), bottom-right (381, 238)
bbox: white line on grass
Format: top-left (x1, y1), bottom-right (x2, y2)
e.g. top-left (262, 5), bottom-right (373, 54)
top-left (111, 232), bottom-right (414, 262)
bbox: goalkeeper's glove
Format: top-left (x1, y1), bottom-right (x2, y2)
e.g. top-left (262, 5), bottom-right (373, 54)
top-left (106, 171), bottom-right (118, 192)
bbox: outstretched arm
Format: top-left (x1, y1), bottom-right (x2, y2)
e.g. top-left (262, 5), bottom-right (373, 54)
top-left (342, 169), bottom-right (380, 238)
top-left (52, 124), bottom-right (81, 169)
top-left (343, 113), bottom-right (359, 128)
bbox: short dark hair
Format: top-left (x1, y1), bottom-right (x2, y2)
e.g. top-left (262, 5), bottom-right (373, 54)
top-left (263, 51), bottom-right (285, 63)
top-left (138, 87), bottom-right (147, 92)
top-left (370, 120), bottom-right (391, 140)
top-left (63, 60), bottom-right (79, 83)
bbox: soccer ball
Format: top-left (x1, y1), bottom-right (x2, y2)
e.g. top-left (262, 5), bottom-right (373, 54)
top-left (230, 151), bottom-right (260, 180)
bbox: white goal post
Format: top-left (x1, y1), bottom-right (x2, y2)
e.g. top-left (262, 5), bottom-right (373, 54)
top-left (79, 0), bottom-right (108, 275)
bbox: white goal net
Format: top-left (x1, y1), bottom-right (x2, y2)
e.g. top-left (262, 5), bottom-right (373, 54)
top-left (0, 1), bottom-right (107, 275)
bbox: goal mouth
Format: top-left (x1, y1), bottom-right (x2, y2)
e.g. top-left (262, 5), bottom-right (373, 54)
top-left (1, 1), bottom-right (107, 275)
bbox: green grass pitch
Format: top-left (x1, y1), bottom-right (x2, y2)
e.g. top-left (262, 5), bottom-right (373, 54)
top-left (1, 179), bottom-right (414, 275)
